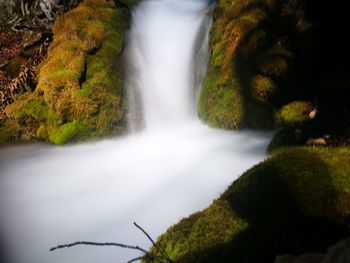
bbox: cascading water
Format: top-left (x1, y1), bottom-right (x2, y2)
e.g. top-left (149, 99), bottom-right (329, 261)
top-left (0, 1), bottom-right (271, 263)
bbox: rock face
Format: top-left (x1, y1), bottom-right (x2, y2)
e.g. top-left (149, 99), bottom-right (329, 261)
top-left (145, 147), bottom-right (350, 263)
top-left (0, 0), bottom-right (138, 144)
top-left (275, 236), bottom-right (350, 263)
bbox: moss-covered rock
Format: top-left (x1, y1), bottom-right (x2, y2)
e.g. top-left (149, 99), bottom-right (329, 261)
top-left (276, 101), bottom-right (314, 126)
top-left (267, 127), bottom-right (302, 153)
top-left (2, 0), bottom-right (134, 144)
top-left (198, 0), bottom-right (301, 130)
top-left (200, 0), bottom-right (350, 145)
top-left (146, 147), bottom-right (350, 263)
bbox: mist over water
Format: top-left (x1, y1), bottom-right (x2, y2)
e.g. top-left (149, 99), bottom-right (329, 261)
top-left (0, 1), bottom-right (271, 263)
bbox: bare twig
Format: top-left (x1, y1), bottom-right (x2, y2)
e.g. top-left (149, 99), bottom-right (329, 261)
top-left (133, 222), bottom-right (172, 262)
top-left (50, 241), bottom-right (148, 254)
top-left (49, 222), bottom-right (174, 263)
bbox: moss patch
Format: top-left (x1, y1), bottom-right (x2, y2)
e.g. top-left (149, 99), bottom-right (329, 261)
top-left (199, 71), bottom-right (244, 129)
top-left (267, 127), bottom-right (301, 153)
top-left (2, 0), bottom-right (133, 144)
top-left (0, 118), bottom-right (22, 143)
top-left (276, 101), bottom-right (313, 126)
top-left (146, 147), bottom-right (350, 263)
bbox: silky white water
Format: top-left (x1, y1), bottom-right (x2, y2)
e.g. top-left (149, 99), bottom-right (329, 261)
top-left (0, 1), bottom-right (271, 263)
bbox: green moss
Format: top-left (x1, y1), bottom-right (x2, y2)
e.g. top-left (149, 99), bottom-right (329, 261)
top-left (0, 118), bottom-right (22, 143)
top-left (198, 0), bottom-right (283, 130)
top-left (13, 98), bottom-right (61, 124)
top-left (3, 0), bottom-right (133, 144)
top-left (276, 101), bottom-right (312, 126)
top-left (199, 72), bottom-right (244, 129)
top-left (146, 147), bottom-right (350, 263)
top-left (267, 127), bottom-right (300, 153)
top-left (36, 124), bottom-right (48, 139)
top-left (48, 120), bottom-right (88, 145)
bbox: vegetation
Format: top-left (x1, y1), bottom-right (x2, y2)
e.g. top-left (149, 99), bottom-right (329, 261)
top-left (146, 147), bottom-right (350, 263)
top-left (0, 0), bottom-right (136, 144)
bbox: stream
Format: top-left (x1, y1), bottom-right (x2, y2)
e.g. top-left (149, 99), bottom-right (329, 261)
top-left (0, 1), bottom-right (271, 262)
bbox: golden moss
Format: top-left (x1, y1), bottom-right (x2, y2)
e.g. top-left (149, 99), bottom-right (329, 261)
top-left (0, 118), bottom-right (22, 143)
top-left (4, 0), bottom-right (133, 144)
top-left (250, 74), bottom-right (277, 102)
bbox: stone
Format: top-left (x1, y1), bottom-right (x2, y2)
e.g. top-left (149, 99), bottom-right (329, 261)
top-left (306, 138), bottom-right (326, 146)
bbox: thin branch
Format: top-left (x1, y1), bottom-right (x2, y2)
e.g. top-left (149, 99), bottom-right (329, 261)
top-left (133, 222), bottom-right (172, 262)
top-left (134, 222), bottom-right (157, 248)
top-left (49, 223), bottom-right (174, 263)
top-left (50, 241), bottom-right (148, 255)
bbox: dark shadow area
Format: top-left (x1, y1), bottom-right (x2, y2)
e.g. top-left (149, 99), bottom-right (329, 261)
top-left (175, 152), bottom-right (349, 262)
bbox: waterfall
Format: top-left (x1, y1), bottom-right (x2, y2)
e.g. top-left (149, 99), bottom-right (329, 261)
top-left (126, 0), bottom-right (213, 131)
top-left (0, 1), bottom-right (271, 263)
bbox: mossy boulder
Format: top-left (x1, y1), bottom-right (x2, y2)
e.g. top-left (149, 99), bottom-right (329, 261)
top-left (198, 0), bottom-right (301, 130)
top-left (276, 101), bottom-right (314, 127)
top-left (3, 0), bottom-right (133, 144)
top-left (268, 100), bottom-right (319, 152)
top-left (146, 147), bottom-right (350, 263)
top-left (267, 127), bottom-right (302, 153)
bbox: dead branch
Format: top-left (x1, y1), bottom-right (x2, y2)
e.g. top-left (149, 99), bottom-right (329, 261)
top-left (133, 222), bottom-right (172, 261)
top-left (49, 222), bottom-right (174, 263)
